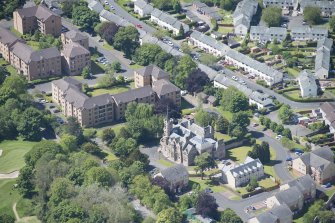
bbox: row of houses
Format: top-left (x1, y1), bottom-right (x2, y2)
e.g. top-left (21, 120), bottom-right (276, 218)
top-left (214, 70), bottom-right (275, 110)
top-left (52, 65), bottom-right (181, 127)
top-left (0, 26), bottom-right (90, 80)
top-left (320, 102), bottom-right (335, 134)
top-left (233, 0), bottom-right (258, 37)
top-left (225, 50), bottom-right (284, 86)
top-left (263, 0), bottom-right (298, 10)
top-left (315, 37), bottom-right (333, 79)
top-left (249, 175), bottom-right (316, 223)
top-left (188, 30), bottom-right (230, 57)
top-left (301, 0), bottom-right (335, 17)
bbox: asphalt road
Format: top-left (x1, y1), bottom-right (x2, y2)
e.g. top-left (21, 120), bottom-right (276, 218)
top-left (106, 0), bottom-right (322, 110)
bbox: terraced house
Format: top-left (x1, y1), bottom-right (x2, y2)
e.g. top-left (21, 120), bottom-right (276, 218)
top-left (188, 30), bottom-right (230, 57)
top-left (315, 37), bottom-right (333, 79)
top-left (263, 0), bottom-right (298, 9)
top-left (233, 0), bottom-right (258, 37)
top-left (13, 5), bottom-right (62, 36)
top-left (150, 8), bottom-right (190, 35)
top-left (224, 50), bottom-right (283, 86)
top-left (291, 26), bottom-right (328, 41)
top-left (52, 65), bottom-right (180, 127)
top-left (301, 0), bottom-right (335, 16)
top-left (250, 26), bottom-right (287, 42)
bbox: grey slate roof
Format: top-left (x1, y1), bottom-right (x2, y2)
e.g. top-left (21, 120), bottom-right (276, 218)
top-left (296, 147), bottom-right (334, 170)
top-left (53, 77), bottom-right (82, 92)
top-left (284, 175), bottom-right (315, 195)
top-left (83, 94), bottom-right (114, 109)
top-left (151, 8), bottom-right (189, 32)
top-left (152, 79), bottom-right (180, 96)
top-left (112, 85), bottom-right (154, 104)
top-left (11, 42), bottom-right (60, 63)
top-left (233, 0), bottom-right (258, 26)
top-left (254, 204), bottom-right (292, 223)
top-left (275, 186), bottom-right (303, 205)
top-left (62, 42), bottom-right (90, 58)
top-left (250, 26), bottom-right (287, 37)
top-left (160, 164), bottom-right (189, 183)
top-left (298, 70), bottom-right (317, 89)
top-left (16, 5), bottom-right (58, 21)
top-left (301, 0), bottom-right (335, 10)
top-left (225, 157), bottom-right (263, 178)
top-left (134, 0), bottom-right (154, 15)
top-left (136, 64), bottom-right (169, 78)
top-left (226, 49), bottom-right (283, 79)
top-left (0, 27), bottom-right (22, 46)
top-left (249, 91), bottom-right (274, 107)
top-left (190, 30), bottom-right (230, 54)
top-left (63, 30), bottom-right (87, 42)
top-left (291, 26), bottom-right (328, 36)
top-left (316, 38), bottom-right (332, 74)
top-left (99, 10), bottom-right (131, 26)
top-left (317, 37), bottom-right (333, 51)
top-left (88, 0), bottom-right (104, 13)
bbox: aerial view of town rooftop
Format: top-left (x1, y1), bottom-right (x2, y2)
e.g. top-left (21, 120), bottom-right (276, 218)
top-left (1, 0), bottom-right (335, 222)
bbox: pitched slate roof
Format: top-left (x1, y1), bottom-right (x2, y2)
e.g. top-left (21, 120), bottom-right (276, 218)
top-left (226, 49), bottom-right (283, 79)
top-left (99, 10), bottom-right (131, 26)
top-left (317, 37), bottom-right (333, 51)
top-left (112, 85), bottom-right (154, 104)
top-left (254, 204), bottom-right (292, 223)
top-left (301, 0), bottom-right (335, 10)
top-left (160, 164), bottom-right (189, 183)
top-left (249, 91), bottom-right (274, 107)
top-left (298, 70), bottom-right (317, 89)
top-left (152, 79), bottom-right (180, 96)
top-left (150, 8), bottom-right (189, 32)
top-left (136, 64), bottom-right (169, 78)
top-left (223, 157), bottom-right (263, 178)
top-left (63, 30), bottom-right (87, 42)
top-left (53, 77), bottom-right (82, 92)
top-left (275, 186), bottom-right (303, 205)
top-left (284, 175), bottom-right (315, 195)
top-left (88, 0), bottom-right (104, 13)
top-left (315, 38), bottom-right (332, 74)
top-left (190, 30), bottom-right (230, 54)
top-left (296, 147), bottom-right (334, 170)
top-left (63, 87), bottom-right (89, 108)
top-left (62, 42), bottom-right (90, 58)
top-left (16, 5), bottom-right (58, 21)
top-left (250, 26), bottom-right (287, 37)
top-left (233, 0), bottom-right (258, 27)
top-left (83, 94), bottom-right (114, 109)
top-left (0, 27), bottom-right (22, 46)
top-left (291, 26), bottom-right (328, 36)
top-left (11, 42), bottom-right (60, 63)
top-left (134, 0), bottom-right (154, 14)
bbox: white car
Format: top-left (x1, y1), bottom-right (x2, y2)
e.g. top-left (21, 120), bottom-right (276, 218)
top-left (232, 76), bottom-right (238, 81)
top-left (110, 6), bottom-right (114, 10)
top-left (276, 135), bottom-right (282, 140)
top-left (167, 41), bottom-right (174, 46)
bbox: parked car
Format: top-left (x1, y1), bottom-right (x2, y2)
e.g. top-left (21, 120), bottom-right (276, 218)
top-left (205, 188), bottom-right (213, 193)
top-left (323, 183), bottom-right (332, 188)
top-left (232, 76), bottom-right (238, 81)
top-left (136, 24), bottom-right (143, 29)
top-left (275, 135), bottom-right (282, 140)
top-left (256, 89), bottom-right (264, 93)
top-left (293, 149), bottom-right (304, 154)
top-left (286, 157), bottom-right (292, 161)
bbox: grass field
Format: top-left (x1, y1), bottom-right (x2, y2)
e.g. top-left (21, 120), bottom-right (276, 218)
top-left (215, 132), bottom-right (232, 141)
top-left (96, 123), bottom-right (127, 138)
top-left (0, 140), bottom-right (37, 174)
top-left (158, 159), bottom-right (174, 167)
top-left (226, 146), bottom-right (253, 163)
top-left (90, 86), bottom-right (130, 96)
top-left (0, 179), bottom-right (20, 217)
top-left (189, 177), bottom-right (226, 193)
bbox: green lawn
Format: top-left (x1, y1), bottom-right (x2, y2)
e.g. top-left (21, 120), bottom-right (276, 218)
top-left (285, 67), bottom-right (300, 78)
top-left (284, 90), bottom-right (301, 100)
top-left (214, 108), bottom-right (233, 122)
top-left (96, 123), bottom-right (127, 138)
top-left (0, 140), bottom-right (37, 174)
top-left (158, 159), bottom-right (174, 167)
top-left (0, 58), bottom-right (18, 76)
top-left (90, 85), bottom-right (130, 96)
top-left (0, 179), bottom-right (20, 217)
top-left (26, 41), bottom-right (40, 50)
top-left (215, 132), bottom-right (232, 141)
top-left (130, 64), bottom-right (144, 70)
top-left (91, 61), bottom-right (105, 74)
top-left (226, 146), bottom-right (253, 163)
top-left (189, 177), bottom-right (226, 193)
top-left (103, 43), bottom-right (114, 50)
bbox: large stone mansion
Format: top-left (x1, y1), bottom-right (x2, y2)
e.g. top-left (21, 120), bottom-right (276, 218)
top-left (159, 118), bottom-right (225, 166)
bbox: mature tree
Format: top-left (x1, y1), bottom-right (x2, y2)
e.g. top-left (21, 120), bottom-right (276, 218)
top-left (111, 137), bottom-right (137, 157)
top-left (196, 192), bottom-right (219, 219)
top-left (270, 121), bottom-right (278, 132)
top-left (304, 7), bottom-right (322, 25)
top-left (220, 208), bottom-right (243, 223)
top-left (186, 69), bottom-right (210, 93)
top-left (81, 142), bottom-right (101, 155)
top-left (282, 128), bottom-right (292, 140)
top-left (180, 42), bottom-right (192, 55)
top-left (101, 128), bottom-right (116, 145)
top-left (195, 152), bottom-right (217, 179)
top-left (248, 142), bottom-right (270, 163)
top-left (1, 74), bottom-right (27, 96)
top-left (0, 214), bottom-right (15, 223)
top-left (216, 115), bottom-right (229, 134)
top-left (262, 7), bottom-right (282, 27)
top-left (231, 111), bottom-right (250, 129)
top-left (61, 0), bottom-right (81, 18)
top-left (155, 98), bottom-right (181, 119)
top-left (179, 25), bottom-right (185, 37)
top-left (174, 55), bottom-right (197, 89)
top-left (278, 104), bottom-right (293, 124)
top-left (111, 61), bottom-right (122, 73)
top-left (173, 0), bottom-right (182, 13)
top-left (49, 178), bottom-right (76, 206)
top-left (113, 26), bottom-right (140, 58)
top-left (329, 16), bottom-right (335, 32)
top-left (157, 208), bottom-right (183, 223)
top-left (133, 43), bottom-right (162, 66)
top-left (95, 22), bottom-right (119, 45)
top-left (0, 66), bottom-right (9, 85)
top-left (221, 86), bottom-right (249, 113)
top-left (154, 51), bottom-right (173, 69)
top-left (16, 107), bottom-right (45, 141)
top-left (220, 0), bottom-right (233, 10)
top-left (81, 66), bottom-right (90, 79)
top-left (152, 0), bottom-right (173, 10)
top-left (60, 134), bottom-right (78, 153)
top-left (16, 165), bottom-right (34, 196)
top-left (303, 200), bottom-right (335, 223)
top-left (195, 109), bottom-right (215, 127)
top-left (72, 4), bottom-right (99, 32)
top-left (246, 177), bottom-right (259, 192)
top-left (275, 124), bottom-right (285, 135)
top-left (85, 167), bottom-right (115, 187)
top-left (261, 141), bottom-right (271, 163)
top-left (61, 117), bottom-right (84, 140)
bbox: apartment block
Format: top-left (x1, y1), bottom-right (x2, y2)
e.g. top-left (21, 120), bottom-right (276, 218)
top-left (13, 5), bottom-right (62, 36)
top-left (52, 65), bottom-right (181, 127)
top-left (61, 42), bottom-right (90, 76)
top-left (61, 30), bottom-right (89, 49)
top-left (0, 27), bottom-right (25, 62)
top-left (10, 42), bottom-right (61, 81)
top-left (134, 64), bottom-right (170, 88)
